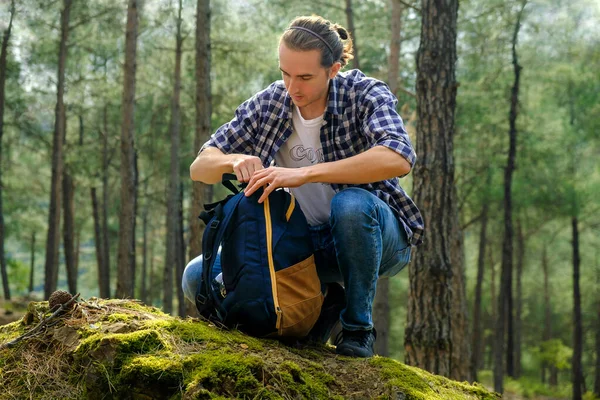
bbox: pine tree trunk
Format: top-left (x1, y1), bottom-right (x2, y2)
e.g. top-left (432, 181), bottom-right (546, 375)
top-left (451, 227), bottom-right (471, 382)
top-left (345, 0), bottom-right (359, 70)
top-left (164, 0), bottom-right (184, 314)
top-left (514, 218), bottom-right (525, 378)
top-left (541, 246), bottom-right (551, 384)
top-left (62, 171), bottom-right (77, 294)
top-left (572, 216), bottom-right (583, 400)
top-left (141, 188), bottom-right (148, 304)
top-left (44, 0), bottom-right (72, 299)
top-left (373, 0), bottom-right (404, 357)
top-left (594, 266), bottom-right (600, 397)
top-left (101, 105), bottom-right (111, 297)
top-left (116, 0), bottom-right (139, 299)
top-left (471, 179), bottom-right (490, 382)
top-left (404, 0), bottom-right (458, 378)
top-left (177, 184), bottom-right (186, 317)
top-left (91, 188), bottom-right (107, 297)
top-left (29, 232), bottom-right (35, 294)
top-left (0, 0), bottom-right (15, 302)
top-left (487, 243), bottom-right (496, 371)
top-left (189, 0), bottom-right (212, 262)
top-left (494, 3), bottom-right (524, 392)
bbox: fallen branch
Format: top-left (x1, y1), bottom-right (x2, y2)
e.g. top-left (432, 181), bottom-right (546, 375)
top-left (0, 293), bottom-right (81, 351)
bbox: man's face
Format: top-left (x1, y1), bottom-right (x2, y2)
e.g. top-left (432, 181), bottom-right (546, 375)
top-left (278, 42), bottom-right (340, 116)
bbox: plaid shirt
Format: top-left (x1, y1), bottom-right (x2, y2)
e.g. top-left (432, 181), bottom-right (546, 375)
top-left (202, 70), bottom-right (424, 245)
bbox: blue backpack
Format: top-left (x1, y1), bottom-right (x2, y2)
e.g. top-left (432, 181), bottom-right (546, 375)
top-left (195, 174), bottom-right (323, 338)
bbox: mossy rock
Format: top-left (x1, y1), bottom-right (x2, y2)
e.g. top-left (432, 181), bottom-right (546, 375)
top-left (0, 299), bottom-right (499, 399)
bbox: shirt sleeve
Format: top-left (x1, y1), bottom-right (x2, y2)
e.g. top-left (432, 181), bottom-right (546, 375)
top-left (199, 95), bottom-right (260, 157)
top-left (360, 82), bottom-right (417, 174)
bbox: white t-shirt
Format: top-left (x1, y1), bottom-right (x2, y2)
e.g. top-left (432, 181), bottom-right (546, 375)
top-left (274, 106), bottom-right (336, 226)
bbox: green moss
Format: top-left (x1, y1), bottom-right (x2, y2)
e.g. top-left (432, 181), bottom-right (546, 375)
top-left (76, 328), bottom-right (169, 365)
top-left (0, 319), bottom-right (25, 342)
top-left (371, 357), bottom-right (500, 400)
top-left (106, 313), bottom-right (134, 323)
top-left (102, 299), bottom-right (169, 316)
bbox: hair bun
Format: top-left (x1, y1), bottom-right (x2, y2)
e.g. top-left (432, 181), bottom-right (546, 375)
top-left (334, 24), bottom-right (349, 40)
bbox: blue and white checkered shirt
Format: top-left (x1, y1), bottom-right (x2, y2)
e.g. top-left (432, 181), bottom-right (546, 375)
top-left (201, 70), bottom-right (424, 245)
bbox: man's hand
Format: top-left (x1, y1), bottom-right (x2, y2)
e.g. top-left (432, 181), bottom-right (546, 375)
top-left (231, 154), bottom-right (264, 182)
top-left (245, 167), bottom-right (308, 203)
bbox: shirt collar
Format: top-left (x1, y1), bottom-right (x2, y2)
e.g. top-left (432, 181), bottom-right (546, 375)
top-left (277, 74), bottom-right (345, 119)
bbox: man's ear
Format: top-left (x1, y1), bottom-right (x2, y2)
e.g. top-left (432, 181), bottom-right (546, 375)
top-left (329, 62), bottom-right (342, 79)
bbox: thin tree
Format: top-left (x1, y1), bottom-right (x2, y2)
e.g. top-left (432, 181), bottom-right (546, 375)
top-left (44, 0), bottom-right (73, 299)
top-left (164, 0), bottom-right (184, 315)
top-left (28, 233), bottom-right (35, 294)
top-left (0, 0), bottom-right (16, 302)
top-left (404, 0), bottom-right (459, 377)
top-left (595, 261), bottom-right (600, 397)
top-left (91, 187), bottom-right (107, 297)
top-left (493, 1), bottom-right (526, 392)
top-left (115, 0), bottom-right (140, 298)
top-left (344, 0), bottom-right (359, 70)
top-left (100, 104), bottom-right (111, 298)
top-left (471, 169), bottom-right (491, 382)
top-left (62, 168), bottom-right (76, 293)
top-left (373, 0), bottom-right (404, 357)
top-left (514, 217), bottom-right (525, 378)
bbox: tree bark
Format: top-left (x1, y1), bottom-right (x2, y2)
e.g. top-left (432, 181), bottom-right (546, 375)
top-left (572, 216), bottom-right (583, 400)
top-left (177, 184), bottom-right (186, 317)
top-left (29, 233), bottom-right (35, 294)
top-left (0, 0), bottom-right (15, 302)
top-left (164, 0), bottom-right (184, 314)
top-left (404, 0), bottom-right (459, 378)
top-left (140, 184), bottom-right (148, 304)
top-left (470, 173), bottom-right (490, 382)
top-left (101, 104), bottom-right (111, 297)
top-left (373, 0), bottom-right (404, 357)
top-left (91, 188), bottom-right (107, 297)
top-left (514, 217), bottom-right (525, 378)
top-left (345, 0), bottom-right (359, 70)
top-left (387, 0), bottom-right (402, 96)
top-left (116, 0), bottom-right (139, 299)
top-left (44, 0), bottom-right (72, 299)
top-left (494, 2), bottom-right (524, 392)
top-left (595, 264), bottom-right (600, 397)
top-left (62, 171), bottom-right (76, 294)
top-left (451, 224), bottom-right (471, 382)
top-left (189, 0), bottom-right (212, 262)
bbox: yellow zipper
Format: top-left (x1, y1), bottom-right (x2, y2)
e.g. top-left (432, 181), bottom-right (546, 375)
top-left (264, 196), bottom-right (283, 334)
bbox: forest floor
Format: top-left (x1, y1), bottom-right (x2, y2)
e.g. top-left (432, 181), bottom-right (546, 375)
top-left (0, 296), bottom-right (500, 399)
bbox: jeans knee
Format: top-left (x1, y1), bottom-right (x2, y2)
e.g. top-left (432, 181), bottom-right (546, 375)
top-left (330, 188), bottom-right (376, 226)
top-left (182, 255), bottom-right (203, 303)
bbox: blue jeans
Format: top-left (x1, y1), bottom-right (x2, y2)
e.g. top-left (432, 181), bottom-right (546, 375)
top-left (182, 187), bottom-right (411, 331)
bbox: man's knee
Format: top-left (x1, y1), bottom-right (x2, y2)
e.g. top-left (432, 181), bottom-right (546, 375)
top-left (330, 188), bottom-right (376, 224)
top-left (182, 255), bottom-right (203, 303)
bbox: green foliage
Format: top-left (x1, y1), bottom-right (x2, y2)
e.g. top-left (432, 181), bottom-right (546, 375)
top-left (533, 339), bottom-right (573, 370)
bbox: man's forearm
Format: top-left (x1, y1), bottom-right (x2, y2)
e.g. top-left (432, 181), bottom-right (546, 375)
top-left (304, 146), bottom-right (411, 184)
top-left (190, 149), bottom-right (234, 184)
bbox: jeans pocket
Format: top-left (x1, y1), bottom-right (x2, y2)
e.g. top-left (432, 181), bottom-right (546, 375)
top-left (379, 245), bottom-right (412, 278)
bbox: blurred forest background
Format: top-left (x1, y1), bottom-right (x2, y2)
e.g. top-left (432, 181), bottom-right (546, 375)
top-left (0, 0), bottom-right (599, 398)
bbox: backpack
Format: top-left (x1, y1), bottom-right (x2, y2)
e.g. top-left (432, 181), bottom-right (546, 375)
top-left (195, 174), bottom-right (323, 338)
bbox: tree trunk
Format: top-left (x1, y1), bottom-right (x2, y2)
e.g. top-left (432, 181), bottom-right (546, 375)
top-left (344, 0), bottom-right (359, 70)
top-left (572, 216), bottom-right (583, 400)
top-left (404, 0), bottom-right (458, 378)
top-left (471, 175), bottom-right (490, 382)
top-left (189, 0), bottom-right (212, 261)
top-left (487, 243), bottom-right (496, 371)
top-left (91, 188), bottom-right (107, 297)
top-left (115, 0), bottom-right (139, 299)
top-left (44, 0), bottom-right (72, 299)
top-left (0, 0), bottom-right (15, 302)
top-left (164, 0), bottom-right (184, 314)
top-left (373, 0), bottom-right (404, 357)
top-left (177, 184), bottom-right (186, 317)
top-left (451, 225), bottom-right (471, 382)
top-left (140, 185), bottom-right (148, 304)
top-left (541, 246), bottom-right (550, 384)
top-left (62, 171), bottom-right (77, 294)
top-left (29, 232), bottom-right (35, 294)
top-left (514, 217), bottom-right (525, 378)
top-left (494, 3), bottom-right (524, 392)
top-left (387, 0), bottom-right (402, 96)
top-left (101, 104), bottom-right (111, 297)
top-left (595, 264), bottom-right (600, 397)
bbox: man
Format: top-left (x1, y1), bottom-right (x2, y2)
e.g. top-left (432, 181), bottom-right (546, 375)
top-left (185, 15), bottom-right (424, 357)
